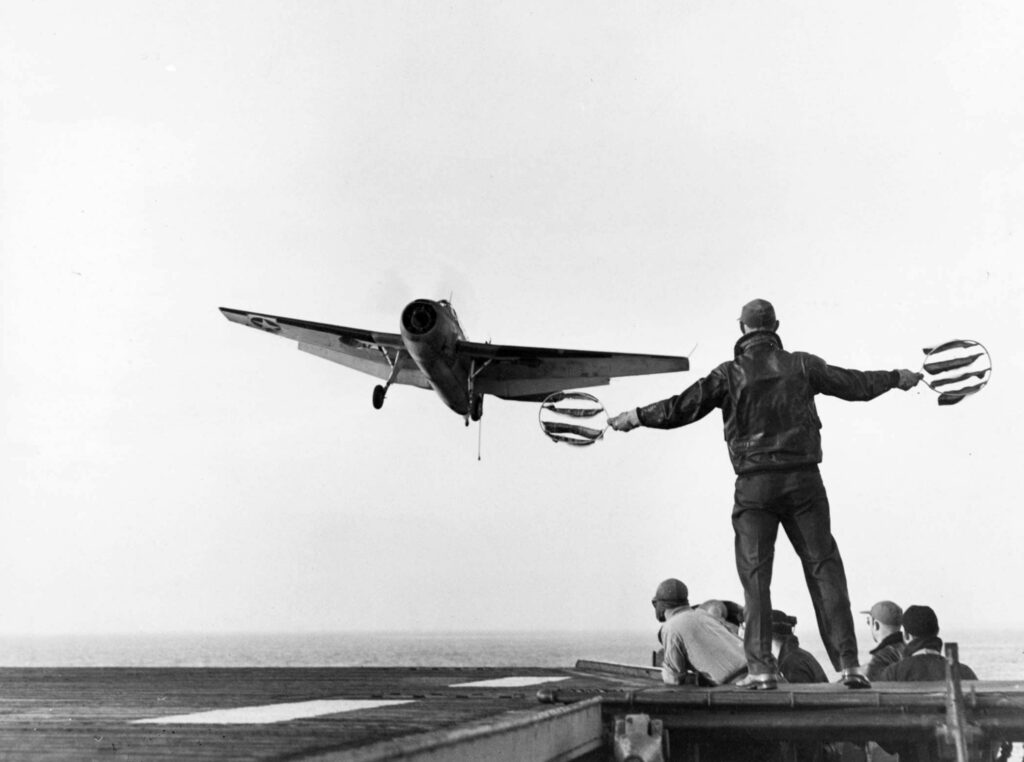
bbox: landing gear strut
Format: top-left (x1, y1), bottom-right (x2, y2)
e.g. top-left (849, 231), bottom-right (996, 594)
top-left (371, 348), bottom-right (404, 410)
top-left (465, 358), bottom-right (492, 426)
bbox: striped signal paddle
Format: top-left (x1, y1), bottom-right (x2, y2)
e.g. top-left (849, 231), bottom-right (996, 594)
top-left (538, 391), bottom-right (609, 446)
top-left (920, 339), bottom-right (992, 406)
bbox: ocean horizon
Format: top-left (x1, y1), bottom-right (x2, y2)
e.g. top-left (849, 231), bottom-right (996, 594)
top-left (1, 629), bottom-right (1022, 679)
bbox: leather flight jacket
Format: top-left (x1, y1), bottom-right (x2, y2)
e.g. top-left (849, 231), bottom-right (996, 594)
top-left (636, 331), bottom-right (900, 475)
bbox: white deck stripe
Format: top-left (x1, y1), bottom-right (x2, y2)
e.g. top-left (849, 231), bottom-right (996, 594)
top-left (132, 698), bottom-right (413, 725)
top-left (448, 676), bottom-right (571, 688)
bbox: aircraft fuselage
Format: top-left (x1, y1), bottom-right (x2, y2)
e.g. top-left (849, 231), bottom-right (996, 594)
top-left (400, 299), bottom-right (473, 416)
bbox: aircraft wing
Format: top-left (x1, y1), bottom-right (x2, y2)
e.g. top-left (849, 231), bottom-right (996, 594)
top-left (462, 339), bottom-right (689, 401)
top-left (219, 307), bottom-right (431, 389)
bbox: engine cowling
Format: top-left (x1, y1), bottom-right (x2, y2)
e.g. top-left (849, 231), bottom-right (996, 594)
top-left (401, 300), bottom-right (439, 336)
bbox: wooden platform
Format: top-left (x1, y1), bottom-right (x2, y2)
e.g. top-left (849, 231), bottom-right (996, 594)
top-left (0, 665), bottom-right (1022, 760)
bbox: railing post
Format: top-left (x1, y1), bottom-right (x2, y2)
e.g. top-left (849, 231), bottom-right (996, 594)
top-left (940, 642), bottom-right (973, 762)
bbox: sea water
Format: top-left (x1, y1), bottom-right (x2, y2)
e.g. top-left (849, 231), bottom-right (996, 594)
top-left (0, 629), bottom-right (1021, 677)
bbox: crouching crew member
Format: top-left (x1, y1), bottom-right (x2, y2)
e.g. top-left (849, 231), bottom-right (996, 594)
top-left (652, 578), bottom-right (748, 686)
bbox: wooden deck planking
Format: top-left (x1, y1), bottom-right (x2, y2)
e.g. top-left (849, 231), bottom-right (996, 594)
top-left (0, 667), bottom-right (606, 761)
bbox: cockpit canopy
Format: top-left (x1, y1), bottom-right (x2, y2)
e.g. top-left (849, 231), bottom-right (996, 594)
top-left (438, 299), bottom-right (460, 326)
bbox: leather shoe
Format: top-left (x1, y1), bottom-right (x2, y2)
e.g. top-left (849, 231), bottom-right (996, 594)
top-left (841, 666), bottom-right (871, 689)
top-left (735, 673), bottom-right (778, 690)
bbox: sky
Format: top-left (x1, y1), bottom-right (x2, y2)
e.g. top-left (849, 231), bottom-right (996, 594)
top-left (2, 1), bottom-right (1023, 646)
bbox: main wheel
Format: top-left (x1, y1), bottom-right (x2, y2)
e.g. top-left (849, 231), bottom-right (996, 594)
top-left (470, 394), bottom-right (483, 421)
top-left (372, 385), bottom-right (386, 409)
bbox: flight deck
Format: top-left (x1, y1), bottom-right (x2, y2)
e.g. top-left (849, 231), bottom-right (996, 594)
top-left (0, 661), bottom-right (1022, 760)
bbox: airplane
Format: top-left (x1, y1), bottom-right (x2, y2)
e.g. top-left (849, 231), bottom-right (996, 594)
top-left (220, 299), bottom-right (689, 424)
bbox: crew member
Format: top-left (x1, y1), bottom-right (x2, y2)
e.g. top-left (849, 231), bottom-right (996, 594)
top-left (652, 578), bottom-right (747, 686)
top-left (861, 600), bottom-right (906, 681)
top-left (876, 605), bottom-right (977, 762)
top-left (879, 605), bottom-right (977, 682)
top-left (771, 609), bottom-right (828, 684)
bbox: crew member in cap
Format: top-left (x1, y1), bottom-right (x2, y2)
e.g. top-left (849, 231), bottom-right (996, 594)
top-left (861, 600), bottom-right (906, 681)
top-left (879, 605), bottom-right (978, 682)
top-left (652, 578), bottom-right (747, 686)
top-left (771, 609), bottom-right (828, 684)
top-left (610, 299), bottom-right (922, 689)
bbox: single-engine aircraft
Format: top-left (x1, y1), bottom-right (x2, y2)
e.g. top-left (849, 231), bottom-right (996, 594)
top-left (220, 299), bottom-right (689, 424)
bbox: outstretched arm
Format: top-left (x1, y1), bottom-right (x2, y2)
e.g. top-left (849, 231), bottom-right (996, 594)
top-left (804, 354), bottom-right (921, 400)
top-left (609, 367), bottom-right (728, 433)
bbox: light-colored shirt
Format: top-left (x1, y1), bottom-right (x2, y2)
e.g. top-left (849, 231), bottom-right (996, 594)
top-left (660, 606), bottom-right (747, 686)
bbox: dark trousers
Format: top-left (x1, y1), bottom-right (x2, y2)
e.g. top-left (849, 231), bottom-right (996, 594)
top-left (732, 468), bottom-right (858, 674)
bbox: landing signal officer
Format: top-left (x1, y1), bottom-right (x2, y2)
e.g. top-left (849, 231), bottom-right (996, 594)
top-left (610, 299), bottom-right (921, 689)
